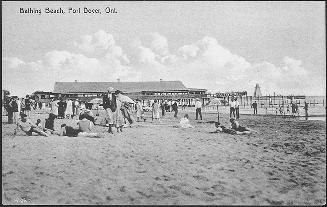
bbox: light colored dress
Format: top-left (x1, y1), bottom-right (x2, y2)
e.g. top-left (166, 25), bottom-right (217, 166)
top-left (179, 118), bottom-right (193, 128)
top-left (51, 100), bottom-right (59, 116)
top-left (136, 102), bottom-right (143, 118)
top-left (65, 100), bottom-right (73, 116)
top-left (113, 99), bottom-right (125, 128)
top-left (152, 102), bottom-right (160, 119)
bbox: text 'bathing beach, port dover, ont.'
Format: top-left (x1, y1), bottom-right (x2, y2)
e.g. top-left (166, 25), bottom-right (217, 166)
top-left (19, 7), bottom-right (117, 15)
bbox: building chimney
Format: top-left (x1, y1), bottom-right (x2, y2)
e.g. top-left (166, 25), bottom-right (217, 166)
top-left (117, 78), bottom-right (120, 82)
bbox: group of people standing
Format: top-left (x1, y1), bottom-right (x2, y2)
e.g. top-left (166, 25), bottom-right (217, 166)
top-left (3, 95), bottom-right (33, 124)
top-left (229, 97), bottom-right (240, 119)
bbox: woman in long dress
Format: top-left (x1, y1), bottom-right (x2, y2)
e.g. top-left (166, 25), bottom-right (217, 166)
top-left (65, 99), bottom-right (73, 119)
top-left (113, 91), bottom-right (125, 132)
top-left (51, 98), bottom-right (59, 117)
top-left (152, 100), bottom-right (160, 121)
top-left (136, 100), bottom-right (145, 122)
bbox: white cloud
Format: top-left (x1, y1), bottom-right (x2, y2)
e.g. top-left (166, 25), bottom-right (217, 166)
top-left (2, 32), bottom-right (325, 97)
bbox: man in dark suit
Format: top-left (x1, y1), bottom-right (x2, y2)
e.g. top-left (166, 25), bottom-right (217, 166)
top-left (103, 87), bottom-right (117, 133)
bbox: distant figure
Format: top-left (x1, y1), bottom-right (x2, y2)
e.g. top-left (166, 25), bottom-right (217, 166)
top-left (286, 104), bottom-right (290, 115)
top-left (230, 118), bottom-right (258, 135)
top-left (51, 98), bottom-right (59, 117)
top-left (303, 101), bottom-right (309, 117)
top-left (25, 95), bottom-right (31, 117)
top-left (179, 114), bottom-right (194, 128)
top-left (20, 98), bottom-right (26, 115)
top-left (152, 100), bottom-right (160, 121)
top-left (38, 101), bottom-right (42, 109)
top-left (65, 99), bottom-right (73, 119)
top-left (230, 97), bottom-right (236, 118)
top-left (172, 101), bottom-right (178, 118)
top-left (195, 98), bottom-right (202, 120)
top-left (161, 100), bottom-right (166, 116)
top-left (14, 114), bottom-right (49, 137)
top-left (291, 102), bottom-right (296, 117)
top-left (74, 99), bottom-right (80, 117)
top-left (252, 101), bottom-right (258, 115)
top-left (11, 97), bottom-right (19, 124)
top-left (235, 98), bottom-right (240, 119)
top-left (57, 98), bottom-right (66, 119)
top-left (136, 99), bottom-right (146, 122)
top-left (5, 97), bottom-right (13, 124)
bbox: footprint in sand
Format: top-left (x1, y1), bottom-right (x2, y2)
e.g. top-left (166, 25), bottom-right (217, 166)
top-left (193, 175), bottom-right (209, 182)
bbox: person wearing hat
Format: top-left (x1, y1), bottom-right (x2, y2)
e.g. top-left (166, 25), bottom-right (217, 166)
top-left (14, 114), bottom-right (49, 137)
top-left (103, 87), bottom-right (117, 133)
top-left (195, 98), bottom-right (202, 120)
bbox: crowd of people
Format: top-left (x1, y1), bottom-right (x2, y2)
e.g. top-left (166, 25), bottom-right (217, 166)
top-left (8, 89), bottom-right (317, 138)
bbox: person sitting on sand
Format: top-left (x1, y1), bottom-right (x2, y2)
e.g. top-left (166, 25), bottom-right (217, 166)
top-left (14, 114), bottom-right (49, 137)
top-left (230, 118), bottom-right (258, 135)
top-left (35, 116), bottom-right (60, 135)
top-left (79, 109), bottom-right (96, 124)
top-left (77, 114), bottom-right (101, 138)
top-left (60, 124), bottom-right (80, 137)
top-left (179, 114), bottom-right (194, 128)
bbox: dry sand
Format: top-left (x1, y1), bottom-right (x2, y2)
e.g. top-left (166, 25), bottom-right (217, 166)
top-left (2, 109), bottom-right (326, 205)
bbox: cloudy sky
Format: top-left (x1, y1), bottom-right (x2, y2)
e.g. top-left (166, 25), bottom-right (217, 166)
top-left (2, 1), bottom-right (325, 97)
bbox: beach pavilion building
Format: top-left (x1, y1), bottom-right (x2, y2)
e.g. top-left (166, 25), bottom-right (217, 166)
top-left (51, 80), bottom-right (208, 106)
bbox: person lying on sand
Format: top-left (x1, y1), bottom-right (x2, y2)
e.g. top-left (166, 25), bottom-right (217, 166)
top-left (210, 122), bottom-right (237, 134)
top-left (14, 114), bottom-right (49, 137)
top-left (178, 114), bottom-right (194, 128)
top-left (230, 118), bottom-right (258, 135)
top-left (60, 124), bottom-right (80, 137)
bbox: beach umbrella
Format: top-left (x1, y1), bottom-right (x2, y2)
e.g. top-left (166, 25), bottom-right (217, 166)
top-left (117, 94), bottom-right (135, 104)
top-left (207, 97), bottom-right (222, 122)
top-left (90, 98), bottom-right (103, 104)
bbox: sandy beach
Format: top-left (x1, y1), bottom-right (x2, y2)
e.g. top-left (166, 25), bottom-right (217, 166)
top-left (2, 109), bottom-right (326, 205)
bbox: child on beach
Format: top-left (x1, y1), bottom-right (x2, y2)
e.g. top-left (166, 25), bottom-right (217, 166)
top-left (179, 114), bottom-right (194, 128)
top-left (14, 114), bottom-right (49, 137)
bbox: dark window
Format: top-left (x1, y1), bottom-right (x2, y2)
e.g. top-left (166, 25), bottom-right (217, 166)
top-left (41, 95), bottom-right (46, 99)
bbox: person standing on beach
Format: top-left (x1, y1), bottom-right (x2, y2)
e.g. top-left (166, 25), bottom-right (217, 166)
top-left (25, 95), bottom-right (31, 117)
top-left (291, 102), bottom-right (296, 117)
top-left (230, 97), bottom-right (236, 118)
top-left (136, 99), bottom-right (146, 122)
top-left (57, 98), bottom-right (66, 119)
top-left (161, 100), bottom-right (166, 116)
top-left (252, 101), bottom-right (258, 115)
top-left (11, 97), bottom-right (19, 124)
top-left (152, 100), bottom-right (160, 121)
top-left (5, 97), bottom-right (13, 124)
top-left (235, 98), bottom-right (240, 119)
top-left (304, 101), bottom-right (309, 117)
top-left (103, 87), bottom-right (117, 134)
top-left (65, 99), bottom-right (73, 119)
top-left (172, 101), bottom-right (178, 118)
top-left (51, 98), bottom-right (59, 118)
top-left (195, 98), bottom-right (202, 120)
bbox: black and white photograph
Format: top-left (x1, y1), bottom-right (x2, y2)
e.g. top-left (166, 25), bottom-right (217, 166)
top-left (2, 1), bottom-right (326, 205)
